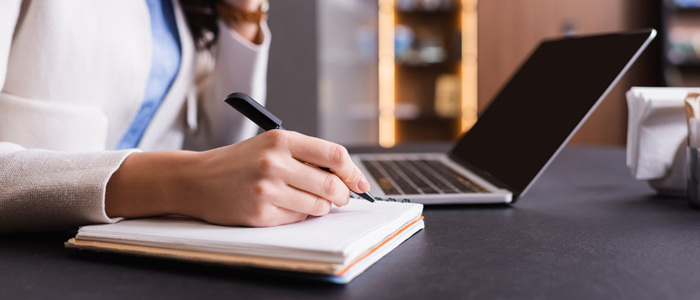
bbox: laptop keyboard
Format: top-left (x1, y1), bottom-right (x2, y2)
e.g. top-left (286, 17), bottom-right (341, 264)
top-left (361, 159), bottom-right (490, 196)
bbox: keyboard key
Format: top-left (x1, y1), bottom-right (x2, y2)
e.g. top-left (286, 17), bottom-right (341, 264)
top-left (394, 160), bottom-right (439, 194)
top-left (423, 160), bottom-right (489, 193)
top-left (377, 161), bottom-right (419, 195)
top-left (362, 161), bottom-right (401, 195)
top-left (408, 161), bottom-right (459, 193)
top-left (423, 160), bottom-right (477, 193)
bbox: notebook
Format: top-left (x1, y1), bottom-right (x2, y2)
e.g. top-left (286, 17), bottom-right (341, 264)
top-left (65, 200), bottom-right (424, 284)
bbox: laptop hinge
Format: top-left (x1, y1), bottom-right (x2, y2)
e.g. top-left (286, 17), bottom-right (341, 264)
top-left (447, 153), bottom-right (523, 201)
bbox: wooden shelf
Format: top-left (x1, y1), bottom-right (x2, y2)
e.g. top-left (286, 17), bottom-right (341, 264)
top-left (393, 4), bottom-right (463, 144)
top-left (396, 118), bottom-right (461, 143)
top-left (396, 113), bottom-right (459, 121)
top-left (396, 59), bottom-right (461, 68)
top-left (661, 0), bottom-right (700, 86)
top-left (396, 9), bottom-right (460, 14)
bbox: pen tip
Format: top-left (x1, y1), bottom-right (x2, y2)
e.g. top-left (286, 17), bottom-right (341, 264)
top-left (364, 192), bottom-right (376, 203)
top-left (351, 191), bottom-right (376, 203)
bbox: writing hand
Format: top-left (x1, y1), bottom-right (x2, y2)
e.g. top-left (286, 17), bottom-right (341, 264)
top-left (106, 130), bottom-right (371, 227)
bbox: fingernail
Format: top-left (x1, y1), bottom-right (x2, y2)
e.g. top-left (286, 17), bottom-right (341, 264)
top-left (358, 176), bottom-right (370, 193)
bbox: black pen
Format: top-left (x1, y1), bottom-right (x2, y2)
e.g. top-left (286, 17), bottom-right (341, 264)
top-left (224, 92), bottom-right (376, 203)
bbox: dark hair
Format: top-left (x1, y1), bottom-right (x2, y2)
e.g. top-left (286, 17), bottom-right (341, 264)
top-left (179, 0), bottom-right (220, 50)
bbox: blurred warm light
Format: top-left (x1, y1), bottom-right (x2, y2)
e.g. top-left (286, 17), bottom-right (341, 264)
top-left (461, 0), bottom-right (478, 132)
top-left (379, 0), bottom-right (476, 145)
top-left (378, 0), bottom-right (396, 148)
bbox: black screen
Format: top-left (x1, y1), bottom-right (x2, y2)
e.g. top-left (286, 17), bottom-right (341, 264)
top-left (451, 30), bottom-right (654, 197)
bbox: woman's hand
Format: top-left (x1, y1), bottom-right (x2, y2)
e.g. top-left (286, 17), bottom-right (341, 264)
top-left (105, 130), bottom-right (371, 227)
top-left (222, 0), bottom-right (265, 44)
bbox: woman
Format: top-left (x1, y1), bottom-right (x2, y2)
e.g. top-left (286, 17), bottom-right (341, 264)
top-left (0, 0), bottom-right (371, 232)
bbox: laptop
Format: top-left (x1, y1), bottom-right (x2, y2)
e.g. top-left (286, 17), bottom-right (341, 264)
top-left (352, 29), bottom-right (657, 204)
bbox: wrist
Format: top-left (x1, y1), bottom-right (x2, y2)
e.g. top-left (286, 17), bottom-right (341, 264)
top-left (158, 151), bottom-right (201, 217)
top-left (105, 151), bottom-right (200, 219)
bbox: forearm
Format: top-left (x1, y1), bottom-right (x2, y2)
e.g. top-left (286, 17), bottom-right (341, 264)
top-left (105, 150), bottom-right (199, 219)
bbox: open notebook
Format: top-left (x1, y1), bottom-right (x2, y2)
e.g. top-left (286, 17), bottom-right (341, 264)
top-left (66, 200), bottom-right (424, 284)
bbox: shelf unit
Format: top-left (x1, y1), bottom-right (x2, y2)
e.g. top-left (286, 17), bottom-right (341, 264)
top-left (378, 0), bottom-right (477, 147)
top-left (660, 0), bottom-right (700, 87)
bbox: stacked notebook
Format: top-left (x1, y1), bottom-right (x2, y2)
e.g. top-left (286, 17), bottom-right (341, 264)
top-left (66, 200), bottom-right (424, 283)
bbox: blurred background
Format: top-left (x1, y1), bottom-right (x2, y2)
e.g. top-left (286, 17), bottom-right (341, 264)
top-left (263, 0), bottom-right (700, 148)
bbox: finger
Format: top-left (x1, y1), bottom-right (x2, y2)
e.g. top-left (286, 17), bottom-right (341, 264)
top-left (274, 185), bottom-right (335, 217)
top-left (285, 132), bottom-right (371, 193)
top-left (281, 157), bottom-right (350, 207)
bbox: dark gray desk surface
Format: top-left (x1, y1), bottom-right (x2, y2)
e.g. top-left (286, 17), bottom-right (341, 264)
top-left (3, 146), bottom-right (700, 300)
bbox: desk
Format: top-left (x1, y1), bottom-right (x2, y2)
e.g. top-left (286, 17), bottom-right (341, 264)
top-left (3, 146), bottom-right (700, 299)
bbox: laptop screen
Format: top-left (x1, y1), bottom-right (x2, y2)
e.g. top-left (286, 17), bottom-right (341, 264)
top-left (450, 30), bottom-right (655, 198)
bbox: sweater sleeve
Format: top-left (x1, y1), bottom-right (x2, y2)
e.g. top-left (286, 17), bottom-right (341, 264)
top-left (0, 142), bottom-right (139, 232)
top-left (0, 2), bottom-right (140, 232)
top-left (185, 20), bottom-right (271, 150)
top-left (0, 0), bottom-right (21, 92)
